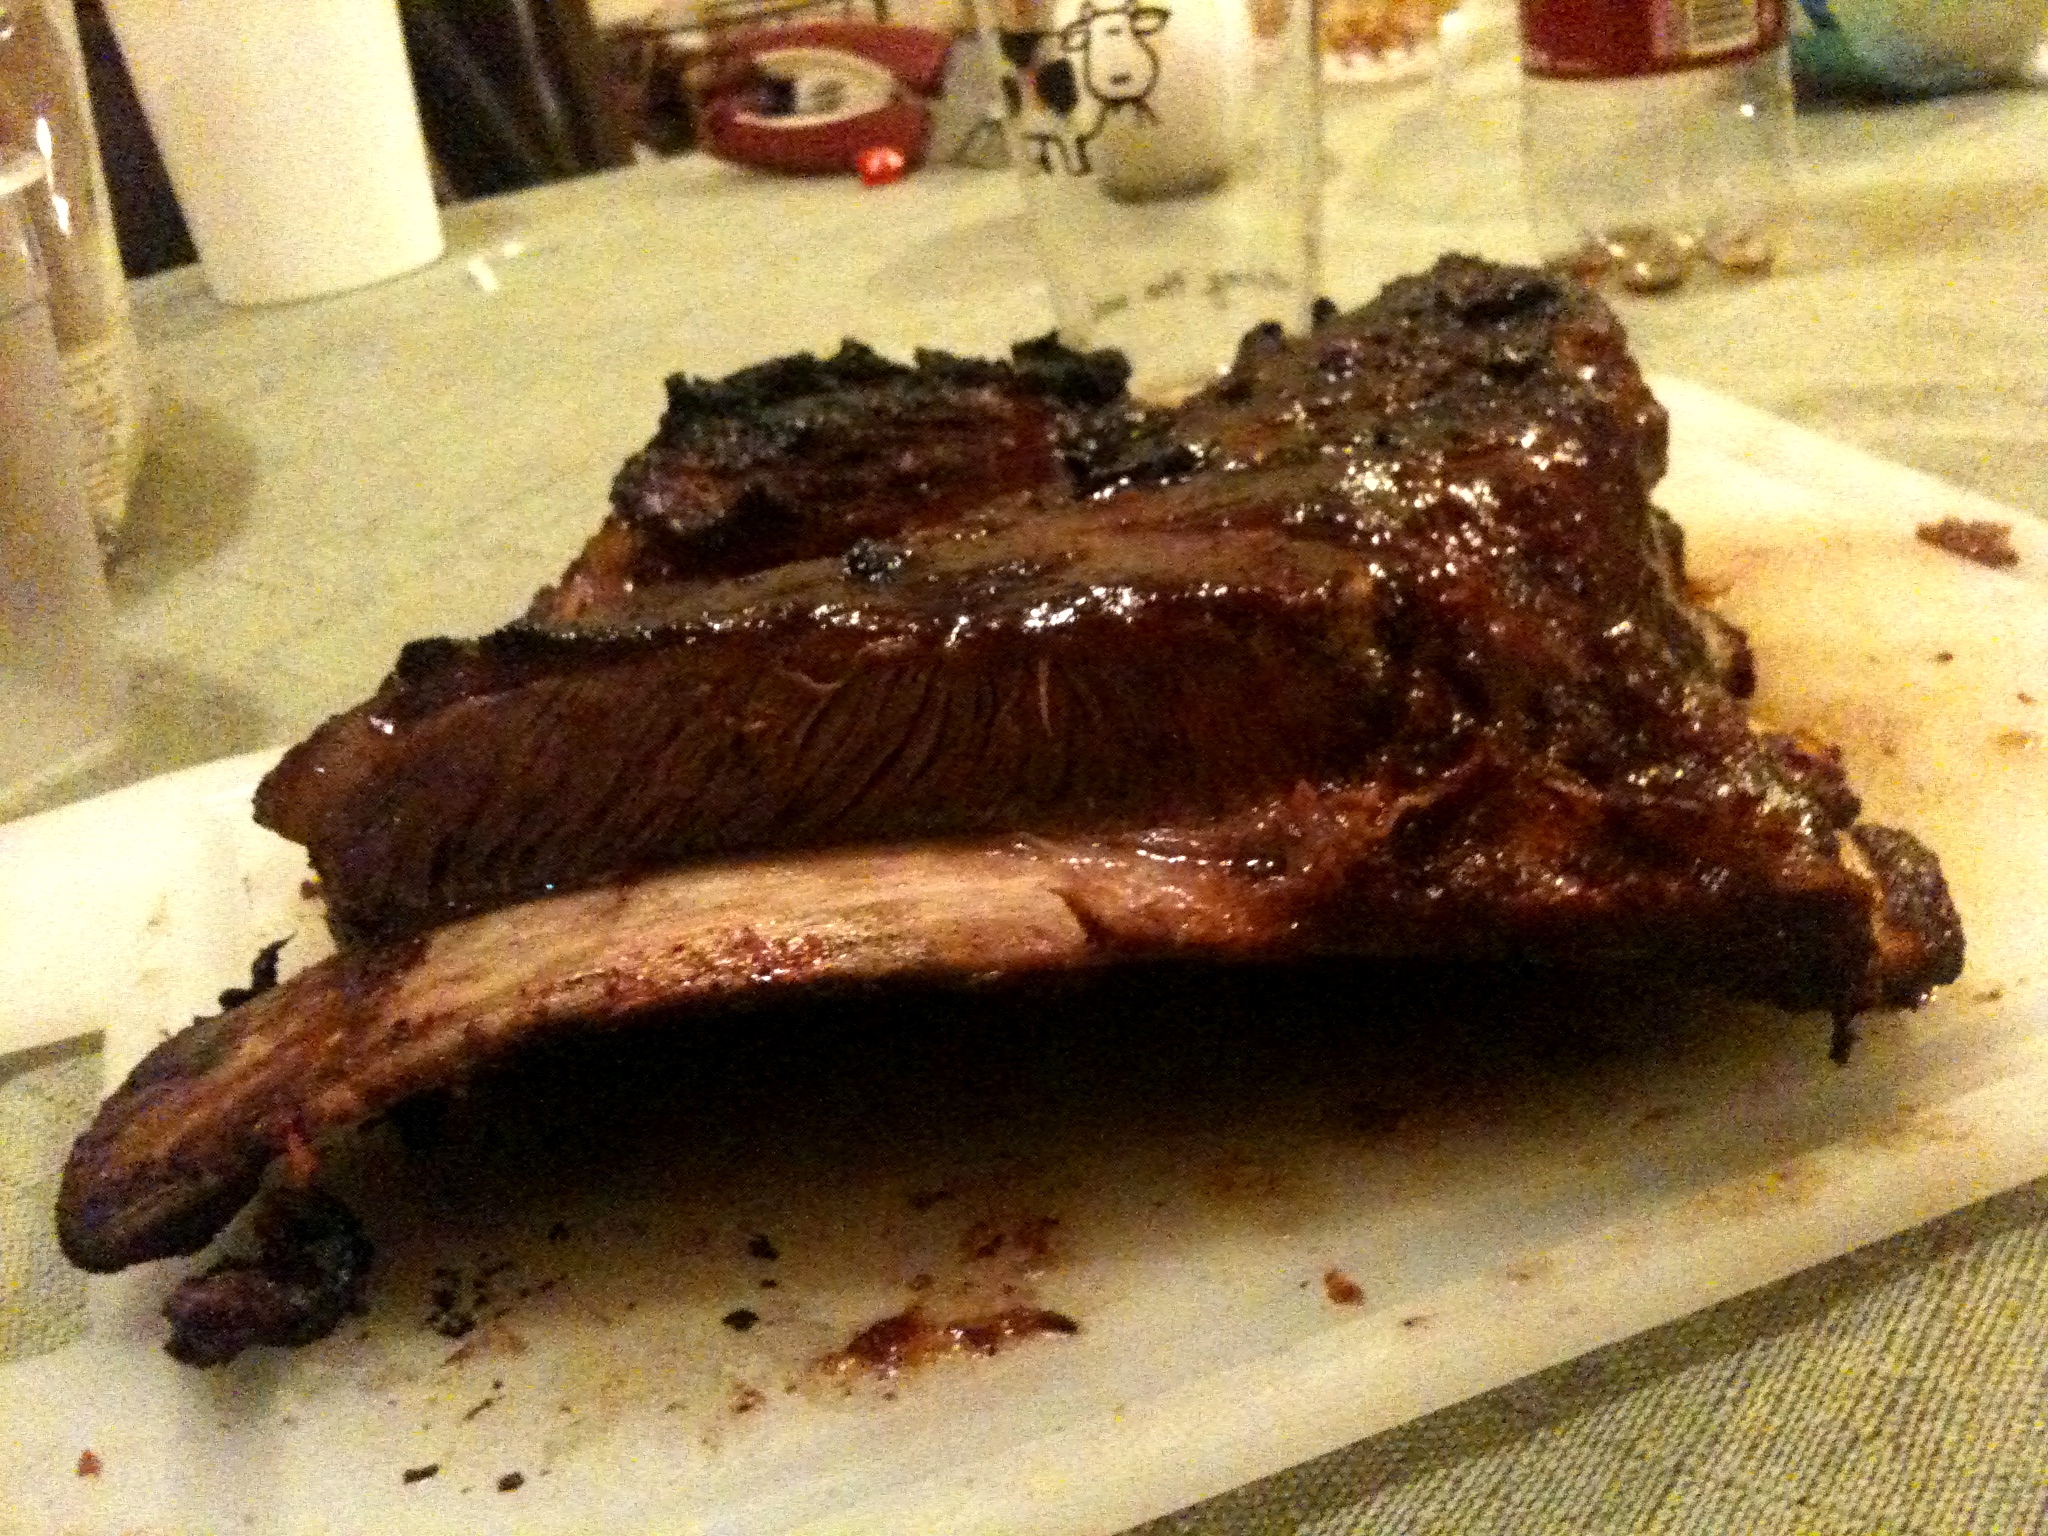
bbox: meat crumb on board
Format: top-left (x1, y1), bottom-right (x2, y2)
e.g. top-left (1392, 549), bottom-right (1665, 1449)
top-left (1916, 517), bottom-right (2019, 569)
top-left (401, 1463), bottom-right (439, 1485)
top-left (819, 1306), bottom-right (1080, 1379)
top-left (1323, 1269), bottom-right (1365, 1306)
top-left (497, 1471), bottom-right (525, 1493)
top-left (75, 1449), bottom-right (101, 1477)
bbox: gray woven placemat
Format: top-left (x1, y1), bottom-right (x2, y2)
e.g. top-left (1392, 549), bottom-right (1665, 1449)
top-left (0, 1039), bottom-right (96, 1363)
top-left (1130, 1178), bottom-right (2048, 1535)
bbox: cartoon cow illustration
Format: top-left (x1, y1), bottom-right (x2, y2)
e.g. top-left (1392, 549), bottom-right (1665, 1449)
top-left (995, 0), bottom-right (1172, 176)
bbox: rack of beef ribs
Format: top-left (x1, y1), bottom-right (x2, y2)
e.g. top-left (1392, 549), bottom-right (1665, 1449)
top-left (58, 257), bottom-right (1962, 1303)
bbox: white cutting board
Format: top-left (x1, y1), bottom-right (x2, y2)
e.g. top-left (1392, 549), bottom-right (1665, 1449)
top-left (3, 379), bottom-right (2045, 1536)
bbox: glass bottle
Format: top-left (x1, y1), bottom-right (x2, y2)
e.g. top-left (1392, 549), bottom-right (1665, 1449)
top-left (1518, 0), bottom-right (1796, 291)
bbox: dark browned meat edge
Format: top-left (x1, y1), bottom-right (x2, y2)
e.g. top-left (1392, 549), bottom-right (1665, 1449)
top-left (159, 1189), bottom-right (371, 1366)
top-left (57, 257), bottom-right (1965, 1288)
top-left (56, 806), bottom-right (1962, 1277)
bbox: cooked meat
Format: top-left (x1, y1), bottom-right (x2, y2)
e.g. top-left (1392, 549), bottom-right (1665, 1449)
top-left (533, 334), bottom-right (1143, 618)
top-left (159, 1188), bottom-right (372, 1366)
top-left (58, 256), bottom-right (1964, 1283)
top-left (258, 259), bottom-right (1679, 945)
top-left (1915, 517), bottom-right (2018, 570)
top-left (61, 838), bottom-right (1098, 1272)
top-left (59, 777), bottom-right (1959, 1276)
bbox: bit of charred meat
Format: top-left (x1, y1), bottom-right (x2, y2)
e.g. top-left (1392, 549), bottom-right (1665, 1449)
top-left (819, 1305), bottom-right (1080, 1378)
top-left (58, 256), bottom-right (1964, 1288)
top-left (215, 937), bottom-right (288, 1013)
top-left (160, 1188), bottom-right (372, 1367)
top-left (532, 334), bottom-right (1145, 617)
top-left (1848, 824), bottom-right (1967, 998)
top-left (1915, 517), bottom-right (2018, 570)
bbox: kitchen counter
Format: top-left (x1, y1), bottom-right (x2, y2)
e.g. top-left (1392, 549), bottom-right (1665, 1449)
top-left (4, 56), bottom-right (2046, 1536)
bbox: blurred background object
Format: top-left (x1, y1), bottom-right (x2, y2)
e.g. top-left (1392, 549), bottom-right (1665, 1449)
top-left (691, 21), bottom-right (950, 175)
top-left (1789, 0), bottom-right (2047, 98)
top-left (71, 0), bottom-right (985, 275)
top-left (55, 0), bottom-right (2048, 286)
top-left (968, 0), bottom-right (1324, 395)
top-left (1320, 0), bottom-right (1454, 79)
top-left (1518, 0), bottom-right (1798, 295)
top-left (71, 0), bottom-right (186, 275)
top-left (73, 0), bottom-right (635, 274)
top-left (102, 0), bottom-right (445, 305)
top-left (0, 149), bottom-right (126, 814)
top-left (0, 0), bottom-right (140, 548)
top-left (397, 0), bottom-right (632, 199)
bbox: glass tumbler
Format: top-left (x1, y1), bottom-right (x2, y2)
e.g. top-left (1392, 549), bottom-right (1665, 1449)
top-left (0, 149), bottom-right (123, 816)
top-left (974, 0), bottom-right (1323, 396)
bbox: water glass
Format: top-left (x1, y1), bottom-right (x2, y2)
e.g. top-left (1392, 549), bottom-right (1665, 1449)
top-left (974, 0), bottom-right (1323, 395)
top-left (0, 152), bottom-right (124, 816)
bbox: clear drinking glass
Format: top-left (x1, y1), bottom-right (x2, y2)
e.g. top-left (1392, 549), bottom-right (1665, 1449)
top-left (0, 150), bottom-right (123, 816)
top-left (974, 0), bottom-right (1322, 396)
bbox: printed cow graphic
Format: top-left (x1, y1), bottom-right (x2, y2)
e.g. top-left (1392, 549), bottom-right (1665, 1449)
top-left (996, 0), bottom-right (1172, 176)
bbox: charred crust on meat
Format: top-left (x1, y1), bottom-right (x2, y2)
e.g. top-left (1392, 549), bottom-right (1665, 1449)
top-left (160, 1188), bottom-right (372, 1367)
top-left (844, 538), bottom-right (911, 583)
top-left (650, 335), bottom-right (1129, 431)
top-left (1848, 824), bottom-right (1965, 1007)
top-left (217, 937), bottom-right (289, 1013)
top-left (1002, 332), bottom-right (1132, 407)
top-left (1438, 267), bottom-right (1560, 324)
top-left (590, 334), bottom-right (1142, 590)
top-left (1234, 320), bottom-right (1290, 365)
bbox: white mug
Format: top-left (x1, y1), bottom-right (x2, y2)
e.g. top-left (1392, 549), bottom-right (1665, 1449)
top-left (104, 0), bottom-right (444, 305)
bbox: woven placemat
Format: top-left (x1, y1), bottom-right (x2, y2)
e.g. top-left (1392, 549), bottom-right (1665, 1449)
top-left (0, 1040), bottom-right (96, 1364)
top-left (1130, 1179), bottom-right (2048, 1535)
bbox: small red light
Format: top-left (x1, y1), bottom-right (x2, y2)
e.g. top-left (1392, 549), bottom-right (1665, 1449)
top-left (857, 145), bottom-right (908, 186)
